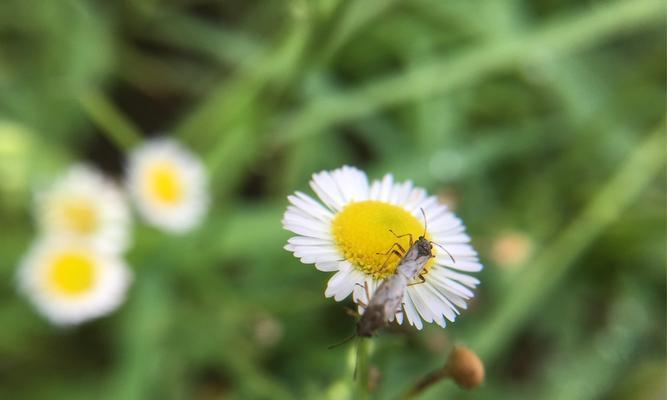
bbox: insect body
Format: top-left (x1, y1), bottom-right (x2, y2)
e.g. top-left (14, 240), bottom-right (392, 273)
top-left (356, 234), bottom-right (434, 337)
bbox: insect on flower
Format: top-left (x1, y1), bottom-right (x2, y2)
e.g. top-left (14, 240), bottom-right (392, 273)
top-left (356, 210), bottom-right (454, 337)
top-left (283, 166), bottom-right (482, 330)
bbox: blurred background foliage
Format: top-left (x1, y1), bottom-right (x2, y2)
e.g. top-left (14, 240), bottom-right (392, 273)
top-left (0, 0), bottom-right (665, 399)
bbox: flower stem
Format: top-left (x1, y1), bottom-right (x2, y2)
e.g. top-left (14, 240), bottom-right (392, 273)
top-left (402, 368), bottom-right (450, 399)
top-left (78, 89), bottom-right (143, 151)
top-left (355, 338), bottom-right (370, 399)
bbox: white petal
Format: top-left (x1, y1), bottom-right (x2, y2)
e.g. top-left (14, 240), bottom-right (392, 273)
top-left (333, 166), bottom-right (369, 203)
top-left (388, 180), bottom-right (411, 205)
top-left (441, 269), bottom-right (481, 288)
top-left (288, 192), bottom-right (334, 222)
top-left (326, 266), bottom-right (364, 301)
top-left (282, 224), bottom-right (332, 240)
top-left (402, 188), bottom-right (428, 212)
top-left (287, 236), bottom-right (333, 246)
top-left (436, 257), bottom-right (483, 272)
top-left (428, 266), bottom-right (474, 298)
top-left (301, 253), bottom-right (345, 264)
top-left (378, 174), bottom-right (394, 202)
top-left (423, 283), bottom-right (458, 323)
top-left (311, 171), bottom-right (346, 211)
top-left (282, 212), bottom-right (330, 232)
top-left (402, 292), bottom-right (423, 330)
top-left (443, 244), bottom-right (477, 256)
top-left (409, 285), bottom-right (436, 324)
top-left (314, 261), bottom-right (341, 272)
top-left (433, 233), bottom-right (471, 244)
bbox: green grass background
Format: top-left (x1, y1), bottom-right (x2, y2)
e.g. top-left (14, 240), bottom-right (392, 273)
top-left (0, 0), bottom-right (664, 399)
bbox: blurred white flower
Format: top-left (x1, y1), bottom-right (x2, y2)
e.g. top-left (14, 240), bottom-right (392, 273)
top-left (36, 164), bottom-right (131, 254)
top-left (17, 238), bottom-right (132, 326)
top-left (126, 138), bottom-right (208, 233)
top-left (282, 166), bottom-right (482, 330)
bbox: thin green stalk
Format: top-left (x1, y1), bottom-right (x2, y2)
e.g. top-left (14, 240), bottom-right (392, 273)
top-left (78, 89), bottom-right (143, 151)
top-left (275, 0), bottom-right (662, 144)
top-left (473, 123), bottom-right (665, 360)
top-left (432, 122), bottom-right (665, 397)
top-left (355, 339), bottom-right (370, 400)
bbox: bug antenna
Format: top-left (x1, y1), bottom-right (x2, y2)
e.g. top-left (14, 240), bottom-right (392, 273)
top-left (327, 332), bottom-right (357, 350)
top-left (420, 208), bottom-right (427, 237)
top-left (432, 241), bottom-right (456, 264)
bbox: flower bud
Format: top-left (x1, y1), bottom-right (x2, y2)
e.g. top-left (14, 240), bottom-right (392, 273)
top-left (444, 345), bottom-right (485, 389)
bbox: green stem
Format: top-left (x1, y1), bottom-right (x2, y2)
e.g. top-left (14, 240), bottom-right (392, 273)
top-left (402, 368), bottom-right (449, 399)
top-left (355, 339), bottom-right (370, 400)
top-left (78, 89), bottom-right (143, 151)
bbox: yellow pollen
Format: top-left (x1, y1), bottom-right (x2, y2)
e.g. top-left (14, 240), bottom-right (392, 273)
top-left (60, 198), bottom-right (98, 234)
top-left (146, 161), bottom-right (183, 205)
top-left (47, 250), bottom-right (97, 296)
top-left (332, 200), bottom-right (435, 279)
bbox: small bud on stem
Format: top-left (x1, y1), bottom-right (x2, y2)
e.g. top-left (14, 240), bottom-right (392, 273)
top-left (403, 345), bottom-right (485, 399)
top-left (444, 345), bottom-right (485, 389)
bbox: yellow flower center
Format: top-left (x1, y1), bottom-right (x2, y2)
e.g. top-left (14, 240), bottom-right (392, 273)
top-left (47, 250), bottom-right (97, 296)
top-left (60, 198), bottom-right (98, 234)
top-left (146, 161), bottom-right (183, 205)
top-left (331, 200), bottom-right (435, 279)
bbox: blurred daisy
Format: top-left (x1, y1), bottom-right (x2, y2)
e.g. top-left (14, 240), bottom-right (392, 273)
top-left (17, 239), bottom-right (132, 326)
top-left (126, 138), bottom-right (208, 233)
top-left (36, 164), bottom-right (131, 254)
top-left (282, 166), bottom-right (482, 329)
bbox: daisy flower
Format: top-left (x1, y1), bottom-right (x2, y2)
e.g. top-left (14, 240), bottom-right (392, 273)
top-left (17, 238), bottom-right (132, 326)
top-left (35, 164), bottom-right (131, 254)
top-left (126, 138), bottom-right (208, 233)
top-left (282, 166), bottom-right (482, 329)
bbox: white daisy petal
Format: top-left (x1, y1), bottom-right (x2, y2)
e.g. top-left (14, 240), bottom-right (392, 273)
top-left (315, 261), bottom-right (341, 272)
top-left (292, 246), bottom-right (339, 256)
top-left (409, 285), bottom-right (435, 324)
top-left (441, 269), bottom-right (481, 288)
top-left (325, 263), bottom-right (363, 301)
top-left (302, 253), bottom-right (344, 264)
top-left (395, 307), bottom-right (404, 324)
top-left (333, 166), bottom-right (369, 203)
top-left (402, 188), bottom-right (428, 212)
top-left (282, 212), bottom-right (330, 233)
top-left (434, 233), bottom-right (471, 244)
top-left (423, 282), bottom-right (458, 323)
top-left (288, 192), bottom-right (334, 222)
top-left (442, 244), bottom-right (478, 257)
top-left (378, 174), bottom-right (394, 202)
top-left (428, 266), bottom-right (474, 298)
top-left (287, 236), bottom-right (333, 246)
top-left (284, 226), bottom-right (332, 241)
top-left (436, 257), bottom-right (484, 272)
top-left (311, 171), bottom-right (346, 211)
top-left (420, 285), bottom-right (450, 327)
top-left (415, 195), bottom-right (439, 214)
top-left (402, 293), bottom-right (424, 330)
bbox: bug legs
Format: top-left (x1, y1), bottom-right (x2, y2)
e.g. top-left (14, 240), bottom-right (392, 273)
top-left (345, 307), bottom-right (361, 317)
top-left (376, 242), bottom-right (406, 271)
top-left (354, 281), bottom-right (372, 304)
top-left (408, 274), bottom-right (426, 286)
top-left (389, 229), bottom-right (414, 247)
